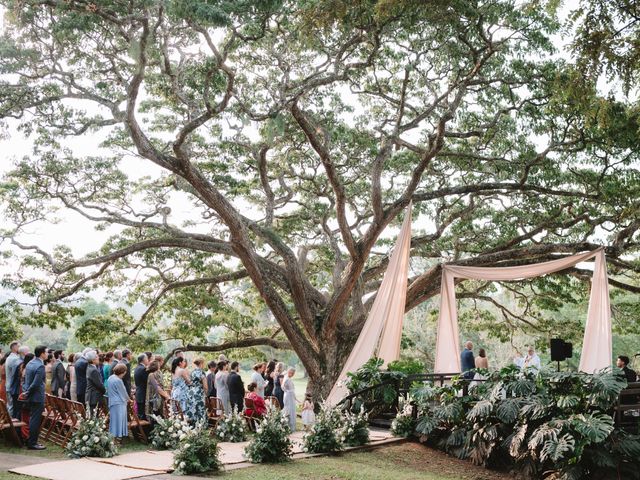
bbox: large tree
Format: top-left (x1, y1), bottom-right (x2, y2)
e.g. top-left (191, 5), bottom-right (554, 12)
top-left (1, 0), bottom-right (639, 396)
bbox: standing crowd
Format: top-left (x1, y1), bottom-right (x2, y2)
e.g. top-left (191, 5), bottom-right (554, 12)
top-left (0, 341), bottom-right (311, 449)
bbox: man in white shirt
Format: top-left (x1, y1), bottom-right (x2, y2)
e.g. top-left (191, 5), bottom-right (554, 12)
top-left (515, 346), bottom-right (541, 372)
top-left (250, 362), bottom-right (267, 398)
top-left (4, 341), bottom-right (21, 415)
top-left (6, 343), bottom-right (30, 418)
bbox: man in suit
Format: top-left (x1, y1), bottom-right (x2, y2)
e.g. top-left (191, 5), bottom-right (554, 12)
top-left (85, 351), bottom-right (106, 415)
top-left (111, 350), bottom-right (122, 372)
top-left (5, 342), bottom-right (25, 418)
top-left (121, 349), bottom-right (133, 396)
top-left (206, 361), bottom-right (217, 398)
top-left (133, 353), bottom-right (149, 419)
top-left (20, 345), bottom-right (48, 450)
top-left (75, 349), bottom-right (90, 405)
top-left (227, 361), bottom-right (245, 414)
top-left (51, 350), bottom-right (66, 397)
top-left (617, 355), bottom-right (638, 383)
top-left (461, 341), bottom-right (475, 379)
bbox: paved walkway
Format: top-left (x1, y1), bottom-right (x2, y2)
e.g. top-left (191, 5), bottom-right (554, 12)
top-left (3, 428), bottom-right (401, 479)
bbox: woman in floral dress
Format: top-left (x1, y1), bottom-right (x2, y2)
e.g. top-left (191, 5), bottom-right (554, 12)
top-left (184, 358), bottom-right (208, 424)
top-left (171, 357), bottom-right (191, 416)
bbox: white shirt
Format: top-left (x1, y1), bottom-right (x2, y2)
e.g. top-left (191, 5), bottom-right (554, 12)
top-left (251, 371), bottom-right (266, 398)
top-left (5, 352), bottom-right (21, 391)
top-left (522, 353), bottom-right (541, 371)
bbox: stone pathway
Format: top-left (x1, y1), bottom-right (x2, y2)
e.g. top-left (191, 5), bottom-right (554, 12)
top-left (4, 428), bottom-right (401, 479)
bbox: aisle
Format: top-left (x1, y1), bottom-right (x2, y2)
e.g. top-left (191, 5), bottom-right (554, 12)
top-left (8, 428), bottom-right (400, 479)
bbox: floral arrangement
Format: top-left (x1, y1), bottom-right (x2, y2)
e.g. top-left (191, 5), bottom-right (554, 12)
top-left (391, 400), bottom-right (415, 438)
top-left (244, 406), bottom-right (293, 463)
top-left (341, 405), bottom-right (369, 447)
top-left (303, 402), bottom-right (344, 454)
top-left (150, 415), bottom-right (193, 450)
top-left (65, 415), bottom-right (117, 458)
top-left (216, 407), bottom-right (248, 442)
top-left (172, 426), bottom-right (221, 475)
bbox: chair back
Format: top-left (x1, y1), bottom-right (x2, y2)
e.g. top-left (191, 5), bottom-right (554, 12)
top-left (265, 396), bottom-right (280, 409)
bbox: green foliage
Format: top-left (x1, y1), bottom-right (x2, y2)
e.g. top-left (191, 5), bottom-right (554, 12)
top-left (172, 426), bottom-right (221, 475)
top-left (244, 406), bottom-right (293, 463)
top-left (391, 408), bottom-right (416, 438)
top-left (340, 406), bottom-right (370, 447)
top-left (150, 415), bottom-right (193, 450)
top-left (387, 358), bottom-right (425, 375)
top-left (345, 358), bottom-right (406, 412)
top-left (65, 415), bottom-right (117, 458)
top-left (215, 407), bottom-right (248, 442)
top-left (303, 403), bottom-right (344, 454)
top-left (410, 368), bottom-right (638, 478)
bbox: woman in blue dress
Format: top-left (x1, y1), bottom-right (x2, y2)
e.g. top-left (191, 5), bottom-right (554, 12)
top-left (171, 357), bottom-right (191, 416)
top-left (107, 363), bottom-right (131, 442)
top-left (184, 358), bottom-right (208, 425)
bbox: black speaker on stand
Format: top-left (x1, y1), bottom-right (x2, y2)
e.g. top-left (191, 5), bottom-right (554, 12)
top-left (550, 338), bottom-right (573, 371)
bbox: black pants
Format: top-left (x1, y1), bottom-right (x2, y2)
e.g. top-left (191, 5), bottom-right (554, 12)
top-left (27, 401), bottom-right (44, 447)
top-left (11, 394), bottom-right (20, 419)
top-left (136, 402), bottom-right (146, 420)
top-left (230, 395), bottom-right (243, 415)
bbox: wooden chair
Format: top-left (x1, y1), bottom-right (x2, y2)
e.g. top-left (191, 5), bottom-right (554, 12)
top-left (46, 396), bottom-right (68, 446)
top-left (243, 397), bottom-right (263, 432)
top-left (128, 401), bottom-right (151, 443)
top-left (42, 394), bottom-right (60, 440)
top-left (265, 396), bottom-right (280, 409)
top-left (0, 399), bottom-right (26, 446)
top-left (207, 397), bottom-right (224, 428)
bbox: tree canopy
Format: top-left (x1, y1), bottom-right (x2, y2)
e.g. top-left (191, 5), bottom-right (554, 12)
top-left (1, 0), bottom-right (639, 395)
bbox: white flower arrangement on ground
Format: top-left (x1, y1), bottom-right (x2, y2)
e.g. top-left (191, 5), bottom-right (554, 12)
top-left (65, 415), bottom-right (117, 458)
top-left (216, 407), bottom-right (248, 442)
top-left (303, 402), bottom-right (344, 454)
top-left (391, 398), bottom-right (416, 438)
top-left (150, 415), bottom-right (193, 450)
top-left (244, 406), bottom-right (293, 463)
top-left (172, 426), bottom-right (220, 475)
top-left (341, 405), bottom-right (370, 447)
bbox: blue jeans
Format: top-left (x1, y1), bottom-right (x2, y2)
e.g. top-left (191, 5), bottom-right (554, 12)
top-left (27, 401), bottom-right (44, 447)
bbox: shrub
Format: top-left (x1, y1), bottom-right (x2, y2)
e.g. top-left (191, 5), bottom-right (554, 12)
top-left (173, 426), bottom-right (221, 475)
top-left (303, 403), bottom-right (343, 453)
top-left (244, 406), bottom-right (293, 463)
top-left (345, 357), bottom-right (406, 414)
top-left (411, 367), bottom-right (640, 478)
top-left (150, 415), bottom-right (193, 450)
top-left (216, 407), bottom-right (248, 442)
top-left (65, 415), bottom-right (117, 458)
top-left (341, 405), bottom-right (369, 447)
top-left (388, 358), bottom-right (425, 375)
top-left (391, 400), bottom-right (416, 438)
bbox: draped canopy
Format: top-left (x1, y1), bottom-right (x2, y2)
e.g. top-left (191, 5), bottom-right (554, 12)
top-left (434, 248), bottom-right (612, 374)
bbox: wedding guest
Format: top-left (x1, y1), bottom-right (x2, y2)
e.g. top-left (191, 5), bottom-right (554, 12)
top-left (66, 353), bottom-right (77, 401)
top-left (4, 342), bottom-right (21, 414)
top-left (244, 382), bottom-right (266, 417)
top-left (617, 355), bottom-right (637, 383)
top-left (273, 362), bottom-right (285, 409)
top-left (185, 358), bottom-right (207, 424)
top-left (75, 349), bottom-right (90, 405)
top-left (0, 354), bottom-right (6, 404)
top-left (103, 352), bottom-right (114, 386)
top-left (171, 357), bottom-right (191, 415)
top-left (134, 353), bottom-right (149, 420)
top-left (214, 361), bottom-right (230, 413)
top-left (264, 360), bottom-right (277, 397)
top-left (461, 341), bottom-right (475, 379)
top-left (17, 354), bottom-right (34, 439)
top-left (44, 350), bottom-right (53, 394)
top-left (110, 350), bottom-right (122, 372)
top-left (515, 346), bottom-right (541, 372)
top-left (120, 349), bottom-right (133, 396)
top-left (86, 350), bottom-right (106, 415)
top-left (206, 361), bottom-right (217, 398)
top-left (21, 346), bottom-right (48, 450)
top-left (146, 360), bottom-right (170, 420)
top-left (7, 344), bottom-right (29, 418)
top-left (475, 348), bottom-right (489, 369)
top-left (251, 362), bottom-right (266, 398)
top-left (282, 367), bottom-right (298, 432)
top-left (107, 363), bottom-right (130, 444)
top-left (227, 361), bottom-right (245, 414)
top-left (301, 393), bottom-right (316, 430)
top-left (51, 350), bottom-right (66, 397)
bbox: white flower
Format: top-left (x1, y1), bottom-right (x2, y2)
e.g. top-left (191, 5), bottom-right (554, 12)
top-left (184, 443), bottom-right (190, 449)
top-left (75, 439), bottom-right (81, 445)
top-left (256, 427), bottom-right (262, 433)
top-left (179, 461), bottom-right (186, 469)
top-left (168, 427), bottom-right (174, 432)
top-left (179, 434), bottom-right (186, 440)
top-left (160, 431), bottom-right (165, 435)
top-left (93, 436), bottom-right (100, 443)
top-left (82, 435), bottom-right (89, 441)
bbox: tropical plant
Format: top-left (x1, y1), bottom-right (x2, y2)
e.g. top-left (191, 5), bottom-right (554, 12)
top-left (410, 367), bottom-right (638, 478)
top-left (391, 400), bottom-right (416, 438)
top-left (215, 407), bottom-right (248, 442)
top-left (172, 426), bottom-right (221, 475)
top-left (150, 415), bottom-right (193, 450)
top-left (244, 406), bottom-right (293, 463)
top-left (303, 402), bottom-right (343, 454)
top-left (65, 415), bottom-right (117, 458)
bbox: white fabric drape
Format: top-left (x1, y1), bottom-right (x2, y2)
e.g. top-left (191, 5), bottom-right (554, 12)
top-left (434, 248), bottom-right (612, 374)
top-left (326, 204), bottom-right (412, 404)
